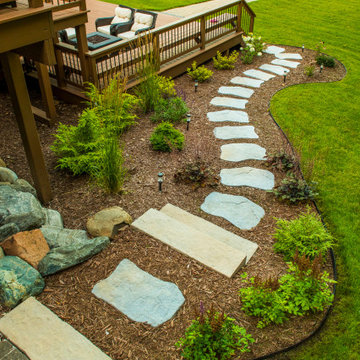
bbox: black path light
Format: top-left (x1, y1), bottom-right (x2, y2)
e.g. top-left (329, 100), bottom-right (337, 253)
top-left (283, 70), bottom-right (288, 83)
top-left (320, 64), bottom-right (324, 73)
top-left (158, 172), bottom-right (164, 192)
top-left (186, 113), bottom-right (191, 131)
top-left (194, 80), bottom-right (198, 92)
top-left (302, 44), bottom-right (305, 52)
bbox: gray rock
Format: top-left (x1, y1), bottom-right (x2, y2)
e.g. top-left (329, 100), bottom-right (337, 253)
top-left (42, 209), bottom-right (64, 228)
top-left (0, 223), bottom-right (20, 242)
top-left (259, 64), bottom-right (290, 76)
top-left (271, 59), bottom-right (300, 68)
top-left (243, 69), bottom-right (275, 81)
top-left (0, 256), bottom-right (45, 308)
top-left (220, 167), bottom-right (275, 190)
top-left (201, 192), bottom-right (265, 230)
top-left (38, 226), bottom-right (110, 276)
top-left (7, 179), bottom-right (37, 197)
top-left (264, 45), bottom-right (285, 54)
top-left (0, 186), bottom-right (45, 235)
top-left (92, 259), bottom-right (185, 327)
top-left (207, 110), bottom-right (249, 123)
top-left (276, 53), bottom-right (302, 60)
top-left (220, 143), bottom-right (266, 162)
top-left (0, 168), bottom-right (18, 184)
top-left (210, 97), bottom-right (248, 109)
top-left (218, 86), bottom-right (254, 99)
top-left (230, 76), bottom-right (264, 88)
top-left (214, 126), bottom-right (258, 140)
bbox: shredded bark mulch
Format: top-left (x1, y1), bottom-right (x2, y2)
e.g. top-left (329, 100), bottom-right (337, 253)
top-left (0, 45), bottom-right (345, 359)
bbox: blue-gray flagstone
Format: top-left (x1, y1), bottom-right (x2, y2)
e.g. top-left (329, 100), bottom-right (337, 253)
top-left (276, 53), bottom-right (302, 60)
top-left (271, 59), bottom-right (300, 68)
top-left (92, 259), bottom-right (185, 327)
top-left (210, 97), bottom-right (248, 109)
top-left (213, 126), bottom-right (258, 140)
top-left (201, 192), bottom-right (265, 230)
top-left (230, 76), bottom-right (264, 88)
top-left (264, 45), bottom-right (285, 54)
top-left (220, 143), bottom-right (266, 162)
top-left (259, 64), bottom-right (290, 76)
top-left (207, 110), bottom-right (249, 123)
top-left (218, 86), bottom-right (254, 98)
top-left (243, 69), bottom-right (275, 81)
top-left (220, 167), bottom-right (275, 190)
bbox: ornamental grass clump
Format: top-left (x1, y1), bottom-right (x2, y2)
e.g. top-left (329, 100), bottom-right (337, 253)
top-left (176, 303), bottom-right (254, 360)
top-left (213, 50), bottom-right (239, 70)
top-left (273, 207), bottom-right (335, 260)
top-left (240, 33), bottom-right (265, 64)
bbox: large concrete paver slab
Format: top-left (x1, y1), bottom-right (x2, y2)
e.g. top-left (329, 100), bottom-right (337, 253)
top-left (276, 53), bottom-right (302, 60)
top-left (160, 204), bottom-right (258, 263)
top-left (230, 76), bottom-right (264, 88)
top-left (210, 97), bottom-right (248, 109)
top-left (264, 45), bottom-right (285, 54)
top-left (132, 209), bottom-right (247, 277)
top-left (92, 259), bottom-right (185, 327)
top-left (259, 64), bottom-right (290, 76)
top-left (271, 59), bottom-right (300, 68)
top-left (218, 86), bottom-right (254, 98)
top-left (0, 297), bottom-right (112, 360)
top-left (243, 69), bottom-right (275, 81)
top-left (220, 143), bottom-right (267, 162)
top-left (201, 192), bottom-right (265, 230)
top-left (214, 126), bottom-right (258, 140)
top-left (207, 110), bottom-right (249, 123)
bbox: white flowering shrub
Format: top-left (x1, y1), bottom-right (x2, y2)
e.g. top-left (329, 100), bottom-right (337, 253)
top-left (240, 33), bottom-right (265, 64)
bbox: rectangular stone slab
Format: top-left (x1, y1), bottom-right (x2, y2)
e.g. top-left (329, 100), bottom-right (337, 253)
top-left (160, 204), bottom-right (258, 264)
top-left (132, 208), bottom-right (247, 277)
top-left (0, 297), bottom-right (112, 360)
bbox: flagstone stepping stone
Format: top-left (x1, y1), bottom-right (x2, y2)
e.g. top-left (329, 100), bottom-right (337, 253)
top-left (160, 204), bottom-right (258, 264)
top-left (264, 45), bottom-right (285, 54)
top-left (210, 97), bottom-right (248, 109)
top-left (230, 76), bottom-right (264, 88)
top-left (132, 208), bottom-right (247, 277)
top-left (243, 69), bottom-right (275, 81)
top-left (259, 64), bottom-right (290, 76)
top-left (207, 110), bottom-right (249, 123)
top-left (92, 259), bottom-right (185, 327)
top-left (201, 192), bottom-right (265, 230)
top-left (218, 86), bottom-right (254, 98)
top-left (276, 53), bottom-right (302, 60)
top-left (0, 297), bottom-right (111, 360)
top-left (271, 59), bottom-right (300, 68)
top-left (220, 143), bottom-right (266, 162)
top-left (220, 167), bottom-right (275, 190)
top-left (214, 126), bottom-right (258, 140)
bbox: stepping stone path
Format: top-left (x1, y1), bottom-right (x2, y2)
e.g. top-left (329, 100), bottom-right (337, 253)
top-left (243, 69), bottom-right (275, 81)
top-left (230, 76), bottom-right (264, 88)
top-left (271, 58), bottom-right (300, 68)
top-left (0, 297), bottom-right (111, 360)
top-left (92, 259), bottom-right (185, 327)
top-left (214, 126), bottom-right (258, 140)
top-left (259, 64), bottom-right (290, 75)
top-left (220, 143), bottom-right (266, 162)
top-left (218, 86), bottom-right (254, 98)
top-left (210, 97), bottom-right (248, 109)
top-left (207, 110), bottom-right (249, 123)
top-left (276, 53), bottom-right (302, 60)
top-left (201, 192), bottom-right (265, 230)
top-left (220, 167), bottom-right (275, 190)
top-left (264, 45), bottom-right (285, 54)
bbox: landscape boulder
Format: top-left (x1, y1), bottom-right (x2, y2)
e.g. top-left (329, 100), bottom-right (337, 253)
top-left (0, 256), bottom-right (45, 308)
top-left (86, 206), bottom-right (132, 238)
top-left (1, 229), bottom-right (50, 269)
top-left (0, 223), bottom-right (20, 242)
top-left (42, 208), bottom-right (64, 228)
top-left (5, 179), bottom-right (37, 197)
top-left (0, 167), bottom-right (17, 184)
top-left (38, 225), bottom-right (110, 276)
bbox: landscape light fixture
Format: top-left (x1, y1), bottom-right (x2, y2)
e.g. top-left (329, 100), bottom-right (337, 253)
top-left (194, 80), bottom-right (198, 92)
top-left (302, 44), bottom-right (304, 52)
top-left (186, 113), bottom-right (191, 131)
top-left (283, 70), bottom-right (287, 83)
top-left (320, 64), bottom-right (324, 73)
top-left (158, 172), bottom-right (164, 192)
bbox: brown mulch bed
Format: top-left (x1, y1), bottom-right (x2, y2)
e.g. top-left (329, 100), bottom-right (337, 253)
top-left (0, 45), bottom-right (345, 359)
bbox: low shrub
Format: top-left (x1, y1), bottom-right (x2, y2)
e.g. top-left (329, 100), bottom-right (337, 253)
top-left (157, 75), bottom-right (177, 98)
top-left (187, 61), bottom-right (213, 82)
top-left (304, 65), bottom-right (315, 77)
top-left (176, 303), bottom-right (254, 359)
top-left (151, 97), bottom-right (189, 124)
top-left (150, 122), bottom-right (184, 152)
top-left (213, 50), bottom-right (239, 70)
top-left (273, 207), bottom-right (335, 260)
top-left (270, 173), bottom-right (318, 203)
top-left (316, 54), bottom-right (336, 67)
top-left (240, 33), bottom-right (265, 64)
top-left (265, 150), bottom-right (297, 172)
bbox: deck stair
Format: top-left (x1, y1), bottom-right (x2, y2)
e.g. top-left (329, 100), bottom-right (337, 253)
top-left (131, 203), bottom-right (258, 278)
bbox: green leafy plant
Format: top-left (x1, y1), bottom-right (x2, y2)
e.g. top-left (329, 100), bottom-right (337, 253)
top-left (174, 157), bottom-right (220, 189)
top-left (270, 173), bottom-right (318, 203)
top-left (150, 122), bottom-right (184, 152)
top-left (150, 96), bottom-right (189, 124)
top-left (305, 65), bottom-right (315, 77)
top-left (315, 40), bottom-right (326, 55)
top-left (176, 303), bottom-right (254, 360)
top-left (157, 75), bottom-right (177, 98)
top-left (187, 61), bottom-right (213, 82)
top-left (273, 207), bottom-right (335, 260)
top-left (213, 50), bottom-right (239, 70)
top-left (266, 150), bottom-right (297, 172)
top-left (240, 33), bottom-right (265, 64)
top-left (316, 54), bottom-right (336, 67)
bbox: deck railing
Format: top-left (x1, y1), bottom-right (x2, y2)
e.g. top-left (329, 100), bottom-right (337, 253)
top-left (53, 0), bottom-right (255, 90)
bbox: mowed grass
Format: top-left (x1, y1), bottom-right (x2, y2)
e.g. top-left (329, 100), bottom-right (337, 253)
top-left (248, 0), bottom-right (360, 358)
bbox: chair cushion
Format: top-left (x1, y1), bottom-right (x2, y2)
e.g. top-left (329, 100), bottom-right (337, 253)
top-left (131, 13), bottom-right (153, 31)
top-left (118, 31), bottom-right (136, 39)
top-left (65, 28), bottom-right (76, 39)
top-left (97, 25), bottom-right (111, 35)
top-left (114, 6), bottom-right (132, 19)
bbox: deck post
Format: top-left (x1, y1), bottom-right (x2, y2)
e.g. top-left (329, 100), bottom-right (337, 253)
top-left (75, 24), bottom-right (90, 83)
top-left (0, 52), bottom-right (52, 204)
top-left (87, 56), bottom-right (99, 87)
top-left (153, 33), bottom-right (161, 70)
top-left (53, 37), bottom-right (67, 88)
top-left (200, 16), bottom-right (206, 50)
top-left (249, 15), bottom-right (254, 33)
top-left (237, 1), bottom-right (243, 33)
